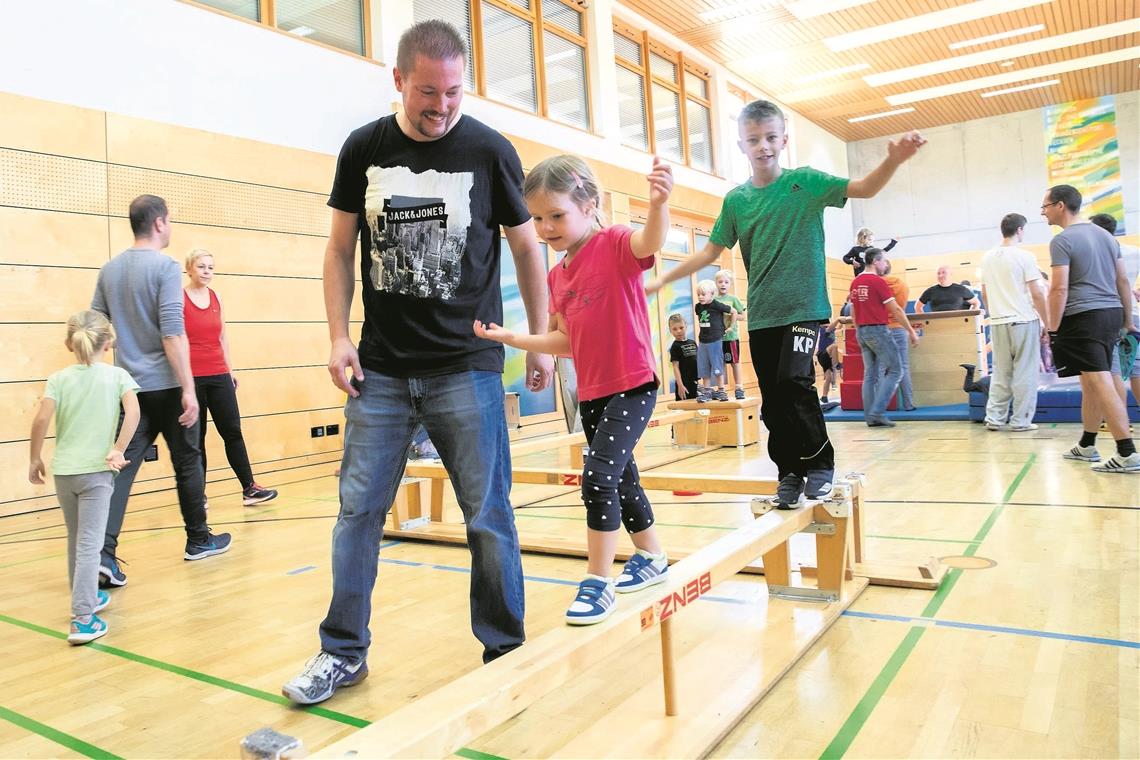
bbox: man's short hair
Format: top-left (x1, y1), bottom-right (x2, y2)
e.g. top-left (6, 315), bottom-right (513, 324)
top-left (1000, 213), bottom-right (1027, 238)
top-left (129, 195), bottom-right (168, 236)
top-left (739, 99), bottom-right (785, 126)
top-left (863, 247), bottom-right (885, 268)
top-left (1047, 184), bottom-right (1082, 214)
top-left (396, 20), bottom-right (467, 74)
top-left (1089, 213), bottom-right (1118, 234)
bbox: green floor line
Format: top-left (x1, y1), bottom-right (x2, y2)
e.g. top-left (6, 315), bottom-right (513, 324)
top-left (456, 748), bottom-right (510, 760)
top-left (819, 453), bottom-right (1035, 759)
top-left (0, 704), bottom-right (123, 759)
top-left (864, 534), bottom-right (979, 545)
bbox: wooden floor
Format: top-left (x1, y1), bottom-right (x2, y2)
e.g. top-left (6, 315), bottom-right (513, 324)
top-left (0, 419), bottom-right (1136, 758)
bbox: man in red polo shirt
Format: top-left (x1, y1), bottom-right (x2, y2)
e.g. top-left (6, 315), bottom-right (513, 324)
top-left (851, 248), bottom-right (919, 427)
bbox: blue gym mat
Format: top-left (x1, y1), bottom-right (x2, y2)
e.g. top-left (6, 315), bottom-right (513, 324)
top-left (824, 403), bottom-right (971, 421)
top-left (968, 374), bottom-right (1140, 423)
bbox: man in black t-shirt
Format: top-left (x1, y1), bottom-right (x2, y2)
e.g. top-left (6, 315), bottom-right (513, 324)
top-left (917, 265), bottom-right (981, 312)
top-left (283, 20), bottom-right (554, 707)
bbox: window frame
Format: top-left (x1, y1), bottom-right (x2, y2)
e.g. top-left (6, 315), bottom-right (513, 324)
top-left (614, 22), bottom-right (717, 174)
top-left (182, 0), bottom-right (373, 60)
top-left (471, 0), bottom-right (594, 132)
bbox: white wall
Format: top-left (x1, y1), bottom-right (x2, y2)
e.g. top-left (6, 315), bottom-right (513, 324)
top-left (847, 91), bottom-right (1140, 258)
top-left (0, 0), bottom-right (850, 227)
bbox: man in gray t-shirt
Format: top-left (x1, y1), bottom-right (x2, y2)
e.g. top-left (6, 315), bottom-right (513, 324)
top-left (1042, 184), bottom-right (1137, 473)
top-left (91, 195), bottom-right (232, 586)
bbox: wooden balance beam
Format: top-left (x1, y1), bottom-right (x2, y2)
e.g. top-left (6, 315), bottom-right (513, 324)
top-left (312, 492), bottom-right (865, 759)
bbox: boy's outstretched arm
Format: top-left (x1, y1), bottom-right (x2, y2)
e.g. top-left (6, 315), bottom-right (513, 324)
top-left (847, 131), bottom-right (927, 199)
top-left (646, 241), bottom-right (726, 294)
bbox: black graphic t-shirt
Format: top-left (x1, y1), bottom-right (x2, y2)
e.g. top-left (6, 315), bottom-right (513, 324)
top-left (669, 339), bottom-right (698, 399)
top-left (695, 300), bottom-right (732, 344)
top-left (328, 114), bottom-right (530, 376)
top-left (918, 283), bottom-right (975, 312)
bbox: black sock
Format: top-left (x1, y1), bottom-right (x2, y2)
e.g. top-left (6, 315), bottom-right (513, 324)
top-left (1118, 439), bottom-right (1137, 458)
top-left (1079, 431), bottom-right (1097, 448)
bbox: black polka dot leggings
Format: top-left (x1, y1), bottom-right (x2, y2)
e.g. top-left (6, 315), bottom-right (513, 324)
top-left (578, 381), bottom-right (658, 533)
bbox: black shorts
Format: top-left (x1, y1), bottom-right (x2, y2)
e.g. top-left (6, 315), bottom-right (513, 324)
top-left (722, 339), bottom-right (739, 364)
top-left (1052, 307), bottom-right (1122, 377)
top-left (816, 349), bottom-right (833, 372)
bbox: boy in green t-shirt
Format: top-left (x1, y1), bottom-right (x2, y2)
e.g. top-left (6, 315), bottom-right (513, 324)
top-left (647, 99), bottom-right (926, 507)
top-left (714, 269), bottom-right (747, 399)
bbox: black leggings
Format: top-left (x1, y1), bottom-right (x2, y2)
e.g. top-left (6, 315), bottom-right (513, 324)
top-left (578, 382), bottom-right (658, 533)
top-left (195, 373), bottom-right (254, 489)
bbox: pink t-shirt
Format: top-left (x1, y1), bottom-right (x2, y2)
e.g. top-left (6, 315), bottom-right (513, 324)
top-left (547, 225), bottom-right (658, 401)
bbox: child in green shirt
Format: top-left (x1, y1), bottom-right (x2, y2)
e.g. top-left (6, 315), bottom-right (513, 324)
top-left (29, 310), bottom-right (140, 644)
top-left (715, 269), bottom-right (747, 399)
top-left (647, 99), bottom-right (926, 507)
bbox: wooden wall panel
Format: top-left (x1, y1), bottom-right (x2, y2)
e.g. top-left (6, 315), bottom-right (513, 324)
top-left (124, 224), bottom-right (329, 279)
top-left (0, 208), bottom-right (111, 269)
top-left (0, 265), bottom-right (99, 323)
top-left (209, 277), bottom-right (361, 322)
top-left (224, 322), bottom-right (362, 369)
top-left (0, 325), bottom-right (79, 382)
top-left (0, 92), bottom-right (106, 160)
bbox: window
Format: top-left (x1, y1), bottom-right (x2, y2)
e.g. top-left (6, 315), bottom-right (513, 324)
top-left (189, 0), bottom-right (367, 55)
top-left (614, 25), bottom-right (716, 172)
top-left (413, 0), bottom-right (591, 131)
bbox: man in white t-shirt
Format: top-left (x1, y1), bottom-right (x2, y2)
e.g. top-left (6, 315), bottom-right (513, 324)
top-left (1090, 213), bottom-right (1140, 408)
top-left (980, 213), bottom-right (1050, 431)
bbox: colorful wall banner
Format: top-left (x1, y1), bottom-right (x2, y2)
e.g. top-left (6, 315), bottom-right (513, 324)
top-left (1043, 96), bottom-right (1125, 233)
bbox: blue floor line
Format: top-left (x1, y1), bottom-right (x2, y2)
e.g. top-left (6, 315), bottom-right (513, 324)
top-left (843, 610), bottom-right (1139, 649)
top-left (285, 565), bottom-right (316, 575)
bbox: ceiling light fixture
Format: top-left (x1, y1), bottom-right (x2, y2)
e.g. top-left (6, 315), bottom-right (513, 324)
top-left (848, 107), bottom-right (916, 123)
top-left (823, 0), bottom-right (1052, 52)
top-left (885, 46), bottom-right (1140, 105)
top-left (785, 0), bottom-right (878, 20)
top-left (697, 0), bottom-right (782, 23)
top-left (949, 23), bottom-right (1045, 50)
top-left (979, 78), bottom-right (1059, 97)
top-left (1000, 60), bottom-right (1016, 67)
top-left (796, 62), bottom-right (872, 84)
top-left (865, 19), bottom-right (1140, 86)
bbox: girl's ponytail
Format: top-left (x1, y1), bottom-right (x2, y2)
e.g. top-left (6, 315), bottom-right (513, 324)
top-left (65, 310), bottom-right (115, 366)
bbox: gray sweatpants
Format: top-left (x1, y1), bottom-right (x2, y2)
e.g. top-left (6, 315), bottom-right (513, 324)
top-left (986, 320), bottom-right (1042, 428)
top-left (55, 472), bottom-right (114, 618)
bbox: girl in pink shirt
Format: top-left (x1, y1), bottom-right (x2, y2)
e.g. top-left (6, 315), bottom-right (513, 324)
top-left (475, 154), bottom-right (673, 625)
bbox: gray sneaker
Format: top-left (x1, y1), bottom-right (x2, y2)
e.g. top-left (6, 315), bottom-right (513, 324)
top-left (804, 469), bottom-right (835, 502)
top-left (282, 652), bottom-right (369, 705)
top-left (769, 473), bottom-right (805, 509)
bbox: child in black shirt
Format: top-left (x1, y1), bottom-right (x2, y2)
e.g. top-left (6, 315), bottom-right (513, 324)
top-left (667, 313), bottom-right (698, 401)
top-left (694, 280), bottom-right (733, 402)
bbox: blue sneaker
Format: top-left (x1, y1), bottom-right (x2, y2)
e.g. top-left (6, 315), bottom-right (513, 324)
top-left (184, 531), bottom-right (232, 561)
top-left (1119, 330), bottom-right (1139, 381)
top-left (615, 550), bottom-right (669, 593)
top-left (282, 652), bottom-right (368, 705)
top-left (93, 590), bottom-right (110, 613)
top-left (68, 614), bottom-right (108, 645)
top-left (98, 555), bottom-right (127, 587)
top-left (565, 576), bottom-right (616, 625)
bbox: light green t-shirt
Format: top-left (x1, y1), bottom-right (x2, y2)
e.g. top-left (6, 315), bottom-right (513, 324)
top-left (715, 293), bottom-right (746, 340)
top-left (44, 363), bottom-right (139, 476)
top-left (710, 167), bottom-right (849, 331)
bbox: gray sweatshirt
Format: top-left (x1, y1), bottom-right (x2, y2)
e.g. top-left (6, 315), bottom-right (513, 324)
top-left (91, 248), bottom-right (185, 392)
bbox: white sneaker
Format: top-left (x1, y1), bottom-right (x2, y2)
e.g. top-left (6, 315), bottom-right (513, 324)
top-left (984, 421), bottom-right (1007, 431)
top-left (282, 652), bottom-right (368, 705)
top-left (1063, 444), bottom-right (1101, 462)
top-left (1010, 423), bottom-right (1038, 432)
top-left (1091, 453), bottom-right (1140, 473)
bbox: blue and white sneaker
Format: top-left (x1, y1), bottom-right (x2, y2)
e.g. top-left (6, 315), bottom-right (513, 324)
top-left (98, 555), bottom-right (127, 587)
top-left (93, 590), bottom-right (110, 613)
top-left (184, 531), bottom-right (232, 561)
top-left (282, 652), bottom-right (369, 705)
top-left (565, 576), bottom-right (616, 625)
top-left (68, 614), bottom-right (108, 645)
top-left (615, 550), bottom-right (669, 593)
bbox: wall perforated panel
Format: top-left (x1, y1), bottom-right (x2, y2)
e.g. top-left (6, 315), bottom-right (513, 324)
top-left (0, 148), bottom-right (107, 215)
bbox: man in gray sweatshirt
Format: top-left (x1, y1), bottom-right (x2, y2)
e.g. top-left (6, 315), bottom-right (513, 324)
top-left (91, 195), bottom-right (232, 586)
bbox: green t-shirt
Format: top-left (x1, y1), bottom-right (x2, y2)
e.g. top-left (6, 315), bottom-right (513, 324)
top-left (44, 363), bottom-right (139, 476)
top-left (710, 167), bottom-right (849, 331)
top-left (715, 293), bottom-right (746, 340)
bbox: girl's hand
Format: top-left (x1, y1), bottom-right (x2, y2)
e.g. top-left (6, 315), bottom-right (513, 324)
top-left (28, 458), bottom-right (45, 484)
top-left (646, 156), bottom-right (674, 207)
top-left (231, 373), bottom-right (239, 390)
top-left (106, 449), bottom-right (129, 472)
top-left (473, 320), bottom-right (515, 344)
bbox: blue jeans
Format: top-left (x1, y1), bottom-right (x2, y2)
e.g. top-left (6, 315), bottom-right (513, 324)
top-left (889, 327), bottom-right (915, 410)
top-left (857, 325), bottom-right (902, 421)
top-left (319, 369), bottom-right (525, 664)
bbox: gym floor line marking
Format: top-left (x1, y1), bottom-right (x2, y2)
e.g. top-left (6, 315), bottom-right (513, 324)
top-left (820, 452), bottom-right (1036, 760)
top-left (286, 565), bottom-right (317, 575)
top-left (843, 610), bottom-right (1138, 649)
top-left (0, 703), bottom-right (123, 760)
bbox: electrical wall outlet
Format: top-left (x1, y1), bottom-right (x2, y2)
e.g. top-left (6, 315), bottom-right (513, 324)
top-left (311, 426), bottom-right (325, 438)
top-left (325, 423), bottom-right (340, 436)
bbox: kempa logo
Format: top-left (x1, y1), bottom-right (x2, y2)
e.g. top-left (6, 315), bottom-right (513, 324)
top-left (639, 572), bottom-right (713, 629)
top-left (791, 325), bottom-right (816, 354)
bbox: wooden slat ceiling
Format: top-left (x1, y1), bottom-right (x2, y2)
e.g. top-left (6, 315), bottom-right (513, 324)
top-left (617, 0), bottom-right (1140, 140)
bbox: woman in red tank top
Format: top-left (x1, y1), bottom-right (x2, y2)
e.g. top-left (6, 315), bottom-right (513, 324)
top-left (184, 249), bottom-right (277, 506)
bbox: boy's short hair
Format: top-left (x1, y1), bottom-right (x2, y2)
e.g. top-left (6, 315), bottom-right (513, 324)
top-left (668, 313), bottom-right (686, 326)
top-left (1089, 213), bottom-right (1117, 234)
top-left (696, 279), bottom-right (717, 295)
top-left (739, 99), bottom-right (785, 126)
top-left (715, 269), bottom-right (733, 280)
top-left (999, 213), bottom-right (1027, 238)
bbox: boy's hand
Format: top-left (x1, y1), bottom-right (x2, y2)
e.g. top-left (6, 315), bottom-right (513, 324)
top-left (645, 278), bottom-right (664, 296)
top-left (888, 131), bottom-right (926, 164)
top-left (473, 319), bottom-right (515, 344)
top-left (677, 384), bottom-right (689, 400)
top-left (646, 156), bottom-right (674, 207)
top-left (28, 458), bottom-right (45, 484)
top-left (106, 449), bottom-right (129, 472)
